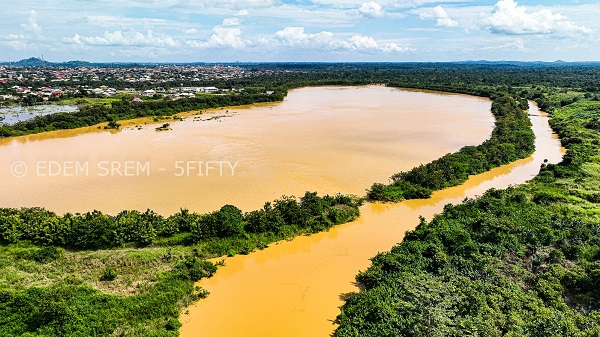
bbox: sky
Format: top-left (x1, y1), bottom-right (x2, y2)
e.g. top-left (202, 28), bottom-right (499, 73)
top-left (0, 0), bottom-right (598, 63)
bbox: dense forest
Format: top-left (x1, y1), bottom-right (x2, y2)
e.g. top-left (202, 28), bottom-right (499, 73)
top-left (335, 91), bottom-right (600, 335)
top-left (0, 63), bottom-right (599, 336)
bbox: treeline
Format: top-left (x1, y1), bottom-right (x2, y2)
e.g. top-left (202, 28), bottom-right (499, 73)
top-left (0, 192), bottom-right (363, 250)
top-left (0, 91), bottom-right (285, 138)
top-left (367, 94), bottom-right (535, 201)
top-left (4, 64), bottom-right (600, 139)
top-left (336, 100), bottom-right (600, 336)
top-left (0, 192), bottom-right (362, 336)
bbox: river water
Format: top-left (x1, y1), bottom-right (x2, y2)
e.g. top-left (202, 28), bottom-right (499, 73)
top-left (0, 86), bottom-right (562, 336)
top-left (178, 101), bottom-right (564, 337)
top-left (0, 86), bottom-right (493, 215)
top-left (0, 104), bottom-right (79, 125)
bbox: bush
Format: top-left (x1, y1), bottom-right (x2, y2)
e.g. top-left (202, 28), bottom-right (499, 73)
top-left (100, 268), bottom-right (118, 281)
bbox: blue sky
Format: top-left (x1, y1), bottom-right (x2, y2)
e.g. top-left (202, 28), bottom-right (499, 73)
top-left (0, 0), bottom-right (598, 62)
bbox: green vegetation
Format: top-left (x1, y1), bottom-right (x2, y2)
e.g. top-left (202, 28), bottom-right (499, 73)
top-left (367, 94), bottom-right (534, 201)
top-left (336, 100), bottom-right (600, 336)
top-left (0, 91), bottom-right (284, 138)
top-left (0, 192), bottom-right (362, 336)
top-left (2, 63), bottom-right (600, 336)
top-left (155, 123), bottom-right (171, 131)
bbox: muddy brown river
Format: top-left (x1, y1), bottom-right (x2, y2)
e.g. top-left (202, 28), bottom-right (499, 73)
top-left (178, 97), bottom-right (564, 337)
top-left (1, 86), bottom-right (494, 215)
top-left (0, 86), bottom-right (563, 337)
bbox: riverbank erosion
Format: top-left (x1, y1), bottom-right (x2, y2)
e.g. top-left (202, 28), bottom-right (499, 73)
top-left (335, 101), bottom-right (599, 336)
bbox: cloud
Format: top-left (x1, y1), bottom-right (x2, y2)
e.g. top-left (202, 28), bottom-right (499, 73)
top-left (481, 0), bottom-right (591, 37)
top-left (205, 25), bottom-right (247, 48)
top-left (419, 6), bottom-right (457, 27)
top-left (358, 2), bottom-right (384, 18)
top-left (185, 23), bottom-right (248, 49)
top-left (125, 0), bottom-right (278, 9)
top-left (349, 34), bottom-right (379, 49)
top-left (222, 18), bottom-right (242, 26)
top-left (346, 34), bottom-right (412, 52)
top-left (235, 9), bottom-right (249, 16)
top-left (21, 10), bottom-right (43, 37)
top-left (382, 42), bottom-right (410, 52)
top-left (274, 27), bottom-right (334, 47)
top-left (183, 28), bottom-right (198, 35)
top-left (71, 30), bottom-right (178, 47)
top-left (271, 27), bottom-right (411, 53)
top-left (483, 38), bottom-right (526, 51)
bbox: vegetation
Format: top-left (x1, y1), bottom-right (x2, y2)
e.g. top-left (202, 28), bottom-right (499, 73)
top-left (367, 93), bottom-right (534, 201)
top-left (0, 192), bottom-right (362, 336)
top-left (336, 100), bottom-right (600, 336)
top-left (155, 123), bottom-right (171, 131)
top-left (0, 91), bottom-right (284, 138)
top-left (2, 63), bottom-right (600, 336)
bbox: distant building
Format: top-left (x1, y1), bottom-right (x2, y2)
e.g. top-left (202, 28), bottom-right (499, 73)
top-left (202, 87), bottom-right (219, 93)
top-left (131, 96), bottom-right (143, 102)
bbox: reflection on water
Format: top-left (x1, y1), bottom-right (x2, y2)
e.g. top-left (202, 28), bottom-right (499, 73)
top-left (178, 102), bottom-right (564, 337)
top-left (0, 86), bottom-right (494, 215)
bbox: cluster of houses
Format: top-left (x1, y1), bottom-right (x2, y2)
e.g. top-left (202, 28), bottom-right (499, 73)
top-left (130, 86), bottom-right (232, 102)
top-left (1, 83), bottom-right (236, 102)
top-left (0, 64), bottom-right (272, 86)
top-left (0, 63), bottom-right (276, 103)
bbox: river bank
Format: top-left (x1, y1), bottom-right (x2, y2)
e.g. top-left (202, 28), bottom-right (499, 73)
top-left (178, 102), bottom-right (564, 337)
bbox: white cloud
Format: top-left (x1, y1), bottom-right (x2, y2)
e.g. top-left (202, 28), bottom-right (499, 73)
top-left (481, 0), bottom-right (591, 37)
top-left (347, 34), bottom-right (413, 52)
top-left (274, 27), bottom-right (335, 47)
top-left (382, 42), bottom-right (411, 52)
top-left (358, 2), bottom-right (384, 18)
top-left (21, 10), bottom-right (43, 37)
top-left (482, 38), bottom-right (526, 51)
top-left (126, 0), bottom-right (278, 9)
top-left (206, 25), bottom-right (247, 48)
top-left (0, 34), bottom-right (26, 41)
top-left (8, 40), bottom-right (30, 51)
top-left (350, 34), bottom-right (379, 49)
top-left (271, 27), bottom-right (411, 53)
top-left (311, 0), bottom-right (466, 9)
top-left (223, 18), bottom-right (242, 26)
top-left (183, 28), bottom-right (198, 35)
top-left (419, 6), bottom-right (457, 27)
top-left (235, 9), bottom-right (249, 16)
top-left (71, 30), bottom-right (178, 47)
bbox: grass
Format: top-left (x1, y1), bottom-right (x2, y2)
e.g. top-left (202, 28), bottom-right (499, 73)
top-left (0, 243), bottom-right (195, 296)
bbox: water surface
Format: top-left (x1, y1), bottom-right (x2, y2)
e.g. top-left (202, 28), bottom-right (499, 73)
top-left (178, 102), bottom-right (564, 337)
top-left (0, 104), bottom-right (78, 125)
top-left (0, 86), bottom-right (493, 215)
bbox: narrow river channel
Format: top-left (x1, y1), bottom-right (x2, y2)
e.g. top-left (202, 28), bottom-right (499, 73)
top-left (178, 102), bottom-right (564, 337)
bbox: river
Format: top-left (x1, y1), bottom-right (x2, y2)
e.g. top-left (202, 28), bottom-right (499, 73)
top-left (178, 101), bottom-right (564, 337)
top-left (0, 86), bottom-right (561, 336)
top-left (0, 86), bottom-right (493, 215)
